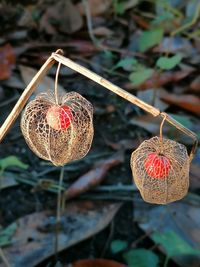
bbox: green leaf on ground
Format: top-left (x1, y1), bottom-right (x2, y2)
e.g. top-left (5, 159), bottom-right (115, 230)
top-left (129, 68), bottom-right (154, 85)
top-left (0, 156), bottom-right (29, 172)
top-left (110, 240), bottom-right (128, 254)
top-left (123, 248), bottom-right (159, 267)
top-left (112, 57), bottom-right (138, 70)
top-left (0, 222), bottom-right (17, 247)
top-left (152, 231), bottom-right (200, 257)
top-left (156, 54), bottom-right (182, 70)
top-left (139, 28), bottom-right (163, 52)
top-left (114, 2), bottom-right (125, 15)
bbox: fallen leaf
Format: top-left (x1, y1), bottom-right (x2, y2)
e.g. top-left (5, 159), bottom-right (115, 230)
top-left (160, 91), bottom-right (200, 116)
top-left (40, 0), bottom-right (83, 34)
top-left (125, 70), bottom-right (193, 90)
top-left (66, 40), bottom-right (97, 55)
top-left (19, 65), bottom-right (66, 99)
top-left (134, 201), bottom-right (200, 267)
top-left (156, 54), bottom-right (182, 70)
top-left (153, 37), bottom-right (195, 56)
top-left (139, 28), bottom-right (163, 52)
top-left (0, 175), bottom-right (18, 190)
top-left (0, 201), bottom-right (121, 267)
top-left (111, 240), bottom-right (128, 254)
top-left (0, 156), bottom-right (28, 173)
top-left (77, 0), bottom-right (112, 16)
top-left (152, 231), bottom-right (200, 257)
top-left (123, 248), bottom-right (159, 267)
top-left (64, 152), bottom-right (124, 200)
top-left (190, 76), bottom-right (200, 93)
top-left (71, 259), bottom-right (127, 267)
top-left (121, 0), bottom-right (139, 12)
top-left (131, 14), bottom-right (150, 29)
top-left (104, 138), bottom-right (142, 151)
top-left (0, 43), bottom-right (16, 80)
top-left (129, 68), bottom-right (154, 86)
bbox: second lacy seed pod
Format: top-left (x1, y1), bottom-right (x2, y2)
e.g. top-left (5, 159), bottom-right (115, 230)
top-left (130, 136), bottom-right (190, 204)
top-left (21, 91), bottom-right (94, 166)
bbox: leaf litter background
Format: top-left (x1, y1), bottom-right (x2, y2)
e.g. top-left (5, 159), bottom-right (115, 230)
top-left (0, 0), bottom-right (200, 266)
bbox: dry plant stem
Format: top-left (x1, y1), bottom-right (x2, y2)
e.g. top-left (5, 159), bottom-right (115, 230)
top-left (0, 248), bottom-right (10, 267)
top-left (0, 49), bottom-right (63, 142)
top-left (159, 114), bottom-right (167, 154)
top-left (82, 0), bottom-right (98, 46)
top-left (0, 50), bottom-right (197, 161)
top-left (55, 166), bottom-right (65, 258)
top-left (171, 1), bottom-right (200, 37)
top-left (55, 62), bottom-right (61, 105)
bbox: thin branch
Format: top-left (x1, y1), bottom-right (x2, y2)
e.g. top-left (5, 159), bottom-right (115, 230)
top-left (54, 62), bottom-right (61, 105)
top-left (55, 166), bottom-right (65, 258)
top-left (0, 50), bottom-right (197, 162)
top-left (159, 114), bottom-right (167, 154)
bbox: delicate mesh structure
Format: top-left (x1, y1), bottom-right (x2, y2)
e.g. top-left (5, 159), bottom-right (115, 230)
top-left (21, 91), bottom-right (94, 166)
top-left (130, 136), bottom-right (190, 204)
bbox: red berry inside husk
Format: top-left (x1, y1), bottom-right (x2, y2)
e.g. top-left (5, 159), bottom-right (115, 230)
top-left (46, 105), bottom-right (73, 130)
top-left (144, 152), bottom-right (171, 179)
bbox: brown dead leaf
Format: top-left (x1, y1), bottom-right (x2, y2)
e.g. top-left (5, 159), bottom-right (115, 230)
top-left (160, 91), bottom-right (200, 116)
top-left (0, 201), bottom-right (121, 267)
top-left (134, 201), bottom-right (200, 267)
top-left (104, 138), bottom-right (142, 151)
top-left (0, 43), bottom-right (16, 80)
top-left (190, 76), bottom-right (200, 93)
top-left (40, 0), bottom-right (83, 34)
top-left (132, 14), bottom-right (150, 29)
top-left (77, 0), bottom-right (112, 16)
top-left (70, 259), bottom-right (127, 267)
top-left (66, 40), bottom-right (98, 55)
top-left (64, 152), bottom-right (124, 200)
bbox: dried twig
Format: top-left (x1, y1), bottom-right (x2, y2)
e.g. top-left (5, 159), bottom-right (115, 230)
top-left (0, 50), bottom-right (198, 161)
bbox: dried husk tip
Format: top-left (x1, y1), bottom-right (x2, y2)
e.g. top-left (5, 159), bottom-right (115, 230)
top-left (21, 91), bottom-right (94, 166)
top-left (130, 136), bottom-right (190, 204)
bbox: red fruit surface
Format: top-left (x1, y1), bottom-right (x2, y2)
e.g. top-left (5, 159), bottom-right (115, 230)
top-left (144, 152), bottom-right (171, 179)
top-left (46, 105), bottom-right (73, 130)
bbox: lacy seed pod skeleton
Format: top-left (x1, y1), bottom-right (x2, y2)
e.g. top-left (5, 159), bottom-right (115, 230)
top-left (21, 91), bottom-right (94, 166)
top-left (130, 136), bottom-right (190, 204)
